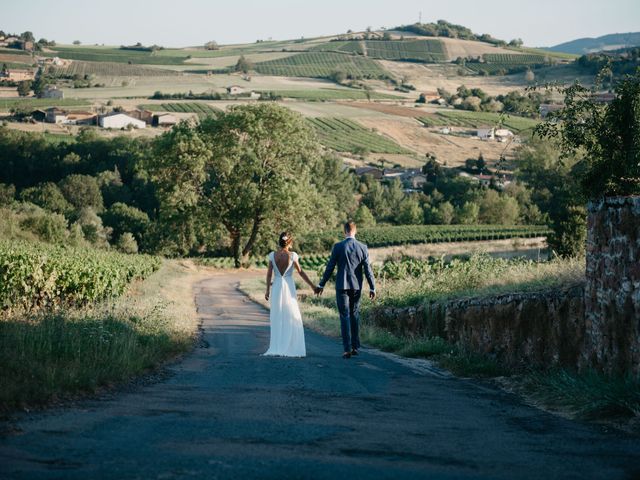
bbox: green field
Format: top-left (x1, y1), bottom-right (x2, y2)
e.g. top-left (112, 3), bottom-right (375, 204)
top-left (0, 98), bottom-right (90, 110)
top-left (483, 53), bottom-right (548, 64)
top-left (418, 110), bottom-right (539, 133)
top-left (46, 61), bottom-right (179, 77)
top-left (43, 46), bottom-right (193, 65)
top-left (507, 46), bottom-right (579, 61)
top-left (139, 102), bottom-right (221, 117)
top-left (307, 117), bottom-right (410, 154)
top-left (254, 52), bottom-right (389, 79)
top-left (257, 88), bottom-right (400, 101)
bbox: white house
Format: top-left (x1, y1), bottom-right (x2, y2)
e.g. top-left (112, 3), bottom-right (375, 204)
top-left (495, 128), bottom-right (514, 142)
top-left (45, 107), bottom-right (67, 124)
top-left (477, 128), bottom-right (494, 140)
top-left (99, 112), bottom-right (146, 129)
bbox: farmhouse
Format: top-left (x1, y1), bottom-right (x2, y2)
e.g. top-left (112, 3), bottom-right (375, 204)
top-left (66, 111), bottom-right (96, 125)
top-left (153, 113), bottom-right (178, 127)
top-left (126, 109), bottom-right (154, 124)
top-left (226, 85), bottom-right (245, 95)
top-left (477, 128), bottom-right (494, 140)
top-left (45, 107), bottom-right (67, 124)
top-left (31, 109), bottom-right (46, 122)
top-left (494, 128), bottom-right (514, 142)
top-left (99, 112), bottom-right (146, 129)
top-left (40, 85), bottom-right (64, 99)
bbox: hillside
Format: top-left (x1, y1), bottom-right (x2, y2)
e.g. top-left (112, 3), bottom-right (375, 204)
top-left (547, 31), bottom-right (640, 54)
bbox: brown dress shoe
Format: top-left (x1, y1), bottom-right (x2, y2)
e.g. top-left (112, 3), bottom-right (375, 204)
top-left (342, 352), bottom-right (352, 359)
top-left (351, 349), bottom-right (359, 356)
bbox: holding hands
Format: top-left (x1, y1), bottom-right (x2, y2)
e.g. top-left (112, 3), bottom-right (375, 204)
top-left (314, 286), bottom-right (323, 296)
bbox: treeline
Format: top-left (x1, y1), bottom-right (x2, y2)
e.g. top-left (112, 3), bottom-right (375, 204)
top-left (576, 47), bottom-right (640, 77)
top-left (395, 20), bottom-right (518, 47)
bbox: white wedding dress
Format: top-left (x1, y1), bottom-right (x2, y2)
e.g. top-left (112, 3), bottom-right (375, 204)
top-left (263, 251), bottom-right (306, 357)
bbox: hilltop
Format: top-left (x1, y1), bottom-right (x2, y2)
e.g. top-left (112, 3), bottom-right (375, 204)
top-left (547, 31), bottom-right (640, 54)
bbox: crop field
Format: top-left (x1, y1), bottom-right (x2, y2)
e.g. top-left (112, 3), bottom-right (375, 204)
top-left (254, 52), bottom-right (389, 79)
top-left (298, 225), bottom-right (550, 252)
top-left (257, 88), bottom-right (400, 101)
top-left (310, 40), bottom-right (364, 54)
top-left (364, 39), bottom-right (447, 62)
top-left (198, 253), bottom-right (329, 270)
top-left (46, 61), bottom-right (179, 77)
top-left (418, 110), bottom-right (539, 133)
top-left (139, 102), bottom-right (221, 116)
top-left (0, 241), bottom-right (161, 313)
top-left (43, 46), bottom-right (193, 65)
top-left (483, 53), bottom-right (548, 64)
top-left (0, 97), bottom-right (90, 110)
top-left (307, 117), bottom-right (411, 154)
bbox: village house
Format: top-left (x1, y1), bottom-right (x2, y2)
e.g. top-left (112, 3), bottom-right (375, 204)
top-left (477, 128), bottom-right (494, 140)
top-left (31, 109), bottom-right (47, 122)
top-left (45, 107), bottom-right (67, 124)
top-left (226, 85), bottom-right (245, 95)
top-left (126, 109), bottom-right (154, 125)
top-left (66, 111), bottom-right (96, 125)
top-left (99, 112), bottom-right (146, 129)
top-left (152, 113), bottom-right (178, 127)
top-left (40, 85), bottom-right (64, 99)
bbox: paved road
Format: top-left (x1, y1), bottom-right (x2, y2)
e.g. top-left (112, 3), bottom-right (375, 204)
top-left (1, 274), bottom-right (639, 480)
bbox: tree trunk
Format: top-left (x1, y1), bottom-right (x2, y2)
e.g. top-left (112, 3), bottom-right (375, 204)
top-left (241, 210), bottom-right (263, 259)
top-left (230, 231), bottom-right (241, 268)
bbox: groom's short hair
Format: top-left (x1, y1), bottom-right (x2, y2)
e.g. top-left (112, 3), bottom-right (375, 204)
top-left (344, 221), bottom-right (356, 233)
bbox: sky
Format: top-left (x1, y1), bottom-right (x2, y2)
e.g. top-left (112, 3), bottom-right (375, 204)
top-left (2, 0), bottom-right (639, 48)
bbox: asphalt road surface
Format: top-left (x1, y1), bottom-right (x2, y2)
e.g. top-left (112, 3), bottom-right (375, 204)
top-left (1, 274), bottom-right (639, 480)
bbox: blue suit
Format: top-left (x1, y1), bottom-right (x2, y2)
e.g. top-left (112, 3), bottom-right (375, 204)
top-left (319, 237), bottom-right (375, 352)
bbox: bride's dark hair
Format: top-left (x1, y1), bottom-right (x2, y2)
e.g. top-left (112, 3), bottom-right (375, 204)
top-left (279, 231), bottom-right (293, 248)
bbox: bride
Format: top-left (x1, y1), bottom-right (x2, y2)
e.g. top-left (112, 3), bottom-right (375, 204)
top-left (263, 231), bottom-right (316, 357)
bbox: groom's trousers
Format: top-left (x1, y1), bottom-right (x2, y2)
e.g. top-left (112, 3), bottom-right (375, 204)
top-left (336, 289), bottom-right (362, 352)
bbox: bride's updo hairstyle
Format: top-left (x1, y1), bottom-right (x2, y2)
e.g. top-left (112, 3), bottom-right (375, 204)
top-left (279, 231), bottom-right (293, 249)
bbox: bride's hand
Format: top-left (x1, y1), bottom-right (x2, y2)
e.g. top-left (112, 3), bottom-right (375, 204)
top-left (265, 291), bottom-right (270, 301)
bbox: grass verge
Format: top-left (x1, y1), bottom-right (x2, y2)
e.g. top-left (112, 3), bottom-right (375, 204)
top-left (0, 259), bottom-right (206, 412)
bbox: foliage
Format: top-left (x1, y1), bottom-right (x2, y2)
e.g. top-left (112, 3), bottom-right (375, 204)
top-left (139, 102), bottom-right (220, 117)
top-left (419, 110), bottom-right (539, 132)
top-left (535, 70), bottom-right (640, 196)
top-left (0, 240), bottom-right (160, 312)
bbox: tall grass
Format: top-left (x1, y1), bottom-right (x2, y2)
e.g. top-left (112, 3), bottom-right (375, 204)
top-left (0, 260), bottom-right (203, 412)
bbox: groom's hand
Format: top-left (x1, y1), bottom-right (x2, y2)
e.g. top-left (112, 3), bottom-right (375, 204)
top-left (314, 286), bottom-right (323, 296)
top-left (369, 290), bottom-right (376, 301)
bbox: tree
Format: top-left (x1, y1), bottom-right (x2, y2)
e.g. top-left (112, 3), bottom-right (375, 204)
top-left (101, 202), bottom-right (150, 245)
top-left (76, 207), bottom-right (110, 247)
top-left (116, 232), bottom-right (138, 254)
top-left (536, 70), bottom-right (640, 197)
top-left (524, 69), bottom-right (535, 83)
top-left (455, 201), bottom-right (479, 224)
top-left (354, 204), bottom-right (376, 227)
top-left (235, 55), bottom-right (253, 74)
top-left (476, 153), bottom-right (486, 173)
top-left (17, 80), bottom-right (31, 97)
top-left (0, 183), bottom-right (15, 206)
top-left (397, 196), bottom-right (423, 224)
top-left (73, 40), bottom-right (81, 45)
top-left (58, 174), bottom-right (104, 213)
top-left (204, 41), bottom-right (219, 50)
top-left (330, 69), bottom-right (347, 84)
top-left (20, 31), bottom-right (35, 42)
top-left (438, 201), bottom-right (455, 225)
top-left (382, 32), bottom-right (392, 41)
top-left (478, 189), bottom-right (519, 224)
top-left (19, 182), bottom-right (71, 214)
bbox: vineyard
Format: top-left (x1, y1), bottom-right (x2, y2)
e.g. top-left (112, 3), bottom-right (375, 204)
top-left (256, 88), bottom-right (399, 101)
top-left (364, 39), bottom-right (446, 62)
top-left (418, 110), bottom-right (539, 133)
top-left (43, 46), bottom-right (192, 65)
top-left (198, 254), bottom-right (329, 271)
top-left (139, 102), bottom-right (221, 117)
top-left (47, 61), bottom-right (180, 77)
top-left (0, 97), bottom-right (90, 111)
top-left (483, 53), bottom-right (549, 64)
top-left (298, 225), bottom-right (550, 252)
top-left (0, 241), bottom-right (161, 313)
top-left (466, 53), bottom-right (549, 76)
top-left (307, 117), bottom-right (411, 154)
top-left (254, 52), bottom-right (390, 79)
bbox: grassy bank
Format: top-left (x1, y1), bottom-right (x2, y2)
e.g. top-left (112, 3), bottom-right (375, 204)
top-left (0, 260), bottom-right (206, 412)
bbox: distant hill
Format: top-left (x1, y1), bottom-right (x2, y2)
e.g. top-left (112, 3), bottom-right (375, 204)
top-left (547, 32), bottom-right (640, 54)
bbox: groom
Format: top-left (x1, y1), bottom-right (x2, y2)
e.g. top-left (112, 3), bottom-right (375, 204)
top-left (315, 221), bottom-right (376, 359)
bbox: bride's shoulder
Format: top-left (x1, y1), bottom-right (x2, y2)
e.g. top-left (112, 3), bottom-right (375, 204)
top-left (291, 251), bottom-right (299, 261)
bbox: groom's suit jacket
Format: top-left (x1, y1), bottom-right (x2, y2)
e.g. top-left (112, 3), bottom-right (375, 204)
top-left (319, 237), bottom-right (376, 292)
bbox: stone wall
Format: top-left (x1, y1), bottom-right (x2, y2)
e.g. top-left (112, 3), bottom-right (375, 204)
top-left (366, 286), bottom-right (586, 370)
top-left (366, 196), bottom-right (640, 375)
top-left (584, 196), bottom-right (640, 375)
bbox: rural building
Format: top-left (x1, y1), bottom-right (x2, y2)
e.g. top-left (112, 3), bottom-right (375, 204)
top-left (477, 128), bottom-right (494, 140)
top-left (494, 129), bottom-right (514, 142)
top-left (354, 166), bottom-right (384, 180)
top-left (152, 113), bottom-right (178, 127)
top-left (40, 85), bottom-right (64, 99)
top-left (226, 85), bottom-right (245, 95)
top-left (45, 107), bottom-right (67, 124)
top-left (31, 109), bottom-right (46, 122)
top-left (0, 36), bottom-right (18, 47)
top-left (127, 109), bottom-right (154, 124)
top-left (66, 111), bottom-right (96, 125)
top-left (99, 112), bottom-right (146, 129)
top-left (249, 91), bottom-right (261, 99)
